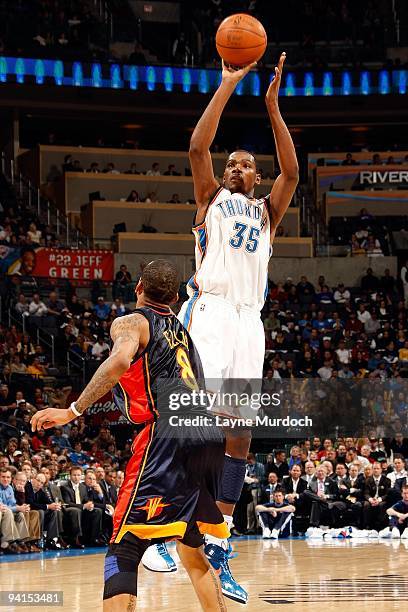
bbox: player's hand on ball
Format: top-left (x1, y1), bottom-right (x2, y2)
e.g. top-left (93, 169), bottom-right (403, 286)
top-left (266, 52), bottom-right (286, 105)
top-left (31, 407), bottom-right (73, 431)
top-left (221, 59), bottom-right (257, 86)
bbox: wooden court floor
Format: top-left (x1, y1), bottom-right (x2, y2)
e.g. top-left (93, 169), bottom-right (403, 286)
top-left (1, 538), bottom-right (408, 611)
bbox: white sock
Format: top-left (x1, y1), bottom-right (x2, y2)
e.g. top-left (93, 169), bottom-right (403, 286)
top-left (223, 514), bottom-right (233, 529)
top-left (205, 515), bottom-right (232, 550)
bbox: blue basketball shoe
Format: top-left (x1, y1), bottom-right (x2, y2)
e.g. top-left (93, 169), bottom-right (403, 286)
top-left (205, 541), bottom-right (248, 604)
top-left (141, 543), bottom-right (177, 572)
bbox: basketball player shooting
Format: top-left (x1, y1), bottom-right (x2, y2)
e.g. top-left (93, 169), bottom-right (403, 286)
top-left (146, 52), bottom-right (299, 604)
top-left (31, 260), bottom-right (228, 612)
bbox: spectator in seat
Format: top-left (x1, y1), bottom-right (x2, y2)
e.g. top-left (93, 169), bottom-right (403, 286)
top-left (164, 164), bottom-right (181, 176)
top-left (25, 472), bottom-right (63, 550)
top-left (245, 453), bottom-right (265, 534)
top-left (125, 163), bottom-right (139, 175)
top-left (333, 283), bottom-right (350, 304)
top-left (398, 340), bottom-right (408, 365)
top-left (16, 334), bottom-right (35, 362)
top-left (167, 193), bottom-right (182, 203)
top-left (128, 42), bottom-right (146, 65)
top-left (114, 264), bottom-right (132, 302)
top-left (144, 191), bottom-right (158, 203)
top-left (259, 472), bottom-right (280, 503)
top-left (288, 446), bottom-right (302, 468)
top-left (110, 471), bottom-right (124, 506)
top-left (27, 223), bottom-right (42, 245)
top-left (29, 293), bottom-right (48, 317)
top-left (0, 370), bottom-right (15, 402)
top-left (381, 268), bottom-right (396, 296)
top-left (297, 276), bottom-right (315, 303)
top-left (362, 233), bottom-right (383, 256)
top-left (342, 152), bottom-right (358, 166)
top-left (316, 285), bottom-right (334, 305)
top-left (44, 384), bottom-right (72, 410)
top-left (26, 356), bottom-right (48, 378)
top-left (360, 444), bottom-right (374, 464)
top-left (126, 190), bottom-right (140, 202)
top-left (47, 292), bottom-right (64, 318)
top-left (12, 471), bottom-right (41, 551)
top-left (50, 427), bottom-right (72, 451)
top-left (60, 466), bottom-right (103, 548)
top-left (357, 303), bottom-right (371, 325)
top-left (62, 155), bottom-right (74, 172)
top-left (336, 339), bottom-right (351, 365)
top-left (343, 463), bottom-right (364, 527)
top-left (365, 311), bottom-right (380, 336)
top-left (269, 450), bottom-right (289, 480)
top-left (303, 461), bottom-right (316, 485)
top-left (383, 484), bottom-right (408, 538)
top-left (67, 294), bottom-right (85, 318)
top-left (146, 162), bottom-right (160, 176)
top-left (388, 454), bottom-right (407, 487)
top-left (368, 438), bottom-right (386, 462)
top-left (351, 233), bottom-right (366, 256)
top-left (359, 208), bottom-right (374, 223)
top-left (317, 359), bottom-right (333, 380)
top-left (0, 468), bottom-right (30, 552)
top-left (256, 489), bottom-right (295, 539)
top-left (103, 162), bottom-right (120, 175)
top-left (86, 162), bottom-right (99, 173)
top-left (98, 468), bottom-right (117, 506)
top-left (304, 465), bottom-right (346, 528)
top-left (91, 335), bottom-right (110, 361)
top-left (10, 355), bottom-right (28, 375)
top-left (282, 465), bottom-right (308, 509)
top-left (389, 434), bottom-right (408, 459)
top-left (84, 470), bottom-right (113, 541)
top-left (362, 461), bottom-right (390, 531)
top-left (345, 312), bottom-right (363, 336)
top-left (371, 154), bottom-right (382, 165)
top-left (15, 293), bottom-right (29, 317)
top-left (361, 267), bottom-right (380, 292)
top-left (0, 478), bottom-right (27, 553)
top-left (111, 298), bottom-right (127, 317)
top-left (93, 296), bottom-right (110, 320)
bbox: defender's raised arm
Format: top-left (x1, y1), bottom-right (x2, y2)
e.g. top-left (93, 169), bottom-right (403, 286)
top-left (31, 314), bottom-right (145, 430)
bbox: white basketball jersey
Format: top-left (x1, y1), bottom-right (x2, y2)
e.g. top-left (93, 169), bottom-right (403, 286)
top-left (187, 186), bottom-right (271, 310)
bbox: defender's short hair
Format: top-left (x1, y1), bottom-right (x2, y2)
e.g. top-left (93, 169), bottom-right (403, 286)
top-left (141, 259), bottom-right (179, 305)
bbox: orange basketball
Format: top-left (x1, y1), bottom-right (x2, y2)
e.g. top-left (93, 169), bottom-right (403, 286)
top-left (216, 13), bottom-right (267, 66)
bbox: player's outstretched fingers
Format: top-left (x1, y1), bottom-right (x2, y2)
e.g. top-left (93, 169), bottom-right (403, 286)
top-left (31, 409), bottom-right (52, 431)
top-left (278, 51), bottom-right (286, 71)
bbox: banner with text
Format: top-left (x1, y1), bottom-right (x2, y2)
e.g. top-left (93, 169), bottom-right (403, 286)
top-left (2, 246), bottom-right (113, 281)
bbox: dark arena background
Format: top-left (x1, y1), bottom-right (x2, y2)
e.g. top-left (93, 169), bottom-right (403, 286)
top-left (0, 1), bottom-right (408, 610)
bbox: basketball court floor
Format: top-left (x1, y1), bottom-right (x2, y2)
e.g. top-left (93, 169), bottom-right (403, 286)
top-left (1, 537), bottom-right (408, 611)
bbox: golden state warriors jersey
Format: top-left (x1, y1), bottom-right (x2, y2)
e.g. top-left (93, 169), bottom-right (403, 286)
top-left (187, 186), bottom-right (271, 310)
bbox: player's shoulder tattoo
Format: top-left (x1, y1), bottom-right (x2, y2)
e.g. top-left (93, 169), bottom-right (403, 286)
top-left (110, 312), bottom-right (146, 341)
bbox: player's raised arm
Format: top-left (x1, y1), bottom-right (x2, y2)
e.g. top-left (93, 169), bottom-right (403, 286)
top-left (265, 52), bottom-right (299, 240)
top-left (189, 60), bottom-right (257, 214)
top-left (30, 314), bottom-right (145, 431)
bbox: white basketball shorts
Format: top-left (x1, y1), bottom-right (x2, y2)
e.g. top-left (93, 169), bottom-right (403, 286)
top-left (178, 293), bottom-right (265, 419)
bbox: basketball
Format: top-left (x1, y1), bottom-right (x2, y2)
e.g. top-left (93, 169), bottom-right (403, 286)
top-left (216, 13), bottom-right (267, 66)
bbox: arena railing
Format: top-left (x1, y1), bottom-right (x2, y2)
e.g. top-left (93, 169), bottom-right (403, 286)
top-left (7, 307), bottom-right (55, 366)
top-left (67, 349), bottom-right (86, 389)
top-left (1, 150), bottom-right (94, 249)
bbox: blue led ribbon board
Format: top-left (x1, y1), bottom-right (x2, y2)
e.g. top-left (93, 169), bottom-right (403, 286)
top-left (0, 56), bottom-right (406, 97)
